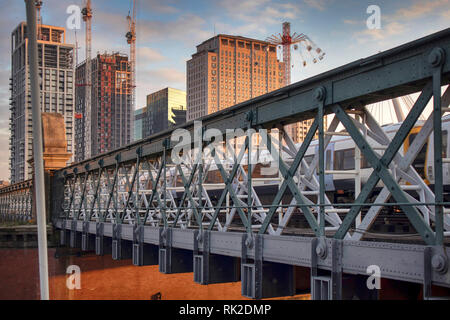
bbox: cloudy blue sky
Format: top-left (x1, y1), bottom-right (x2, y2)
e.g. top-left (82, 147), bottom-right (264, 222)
top-left (0, 0), bottom-right (449, 181)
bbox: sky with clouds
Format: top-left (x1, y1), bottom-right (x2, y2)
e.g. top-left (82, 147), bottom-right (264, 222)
top-left (0, 0), bottom-right (449, 181)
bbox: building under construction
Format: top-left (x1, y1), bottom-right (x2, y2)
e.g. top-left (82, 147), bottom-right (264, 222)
top-left (75, 52), bottom-right (133, 161)
top-left (9, 22), bottom-right (75, 183)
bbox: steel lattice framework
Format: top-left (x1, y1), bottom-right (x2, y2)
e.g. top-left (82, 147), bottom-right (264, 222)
top-left (5, 28), bottom-right (450, 300)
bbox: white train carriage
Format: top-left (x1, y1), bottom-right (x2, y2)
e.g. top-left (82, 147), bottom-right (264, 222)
top-left (299, 115), bottom-right (450, 193)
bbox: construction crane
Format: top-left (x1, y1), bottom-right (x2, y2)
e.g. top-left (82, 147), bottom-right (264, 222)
top-left (266, 22), bottom-right (325, 86)
top-left (35, 1), bottom-right (43, 40)
top-left (81, 0), bottom-right (92, 159)
top-left (126, 0), bottom-right (136, 117)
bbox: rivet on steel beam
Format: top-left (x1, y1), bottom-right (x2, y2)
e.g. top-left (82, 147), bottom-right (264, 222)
top-left (316, 240), bottom-right (328, 260)
top-left (84, 164), bottom-right (90, 171)
top-left (314, 86), bottom-right (326, 102)
top-left (115, 154), bottom-right (121, 162)
top-left (432, 254), bottom-right (448, 274)
top-left (246, 110), bottom-right (254, 123)
top-left (428, 47), bottom-right (445, 68)
top-left (98, 159), bottom-right (104, 167)
top-left (73, 168), bottom-right (78, 174)
top-left (245, 234), bottom-right (253, 248)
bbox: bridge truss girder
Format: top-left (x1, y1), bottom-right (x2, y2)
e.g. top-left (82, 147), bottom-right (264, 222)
top-left (31, 28), bottom-right (450, 298)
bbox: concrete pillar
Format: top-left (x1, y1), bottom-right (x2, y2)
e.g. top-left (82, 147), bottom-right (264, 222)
top-left (29, 113), bottom-right (72, 224)
top-left (159, 247), bottom-right (193, 274)
top-left (132, 225), bottom-right (159, 266)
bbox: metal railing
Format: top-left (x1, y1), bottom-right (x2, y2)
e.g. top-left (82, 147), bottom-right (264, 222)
top-left (0, 179), bottom-right (33, 223)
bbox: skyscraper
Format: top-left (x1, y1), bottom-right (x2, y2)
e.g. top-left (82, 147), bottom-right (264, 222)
top-left (187, 34), bottom-right (324, 143)
top-left (134, 107), bottom-right (146, 141)
top-left (186, 35), bottom-right (285, 121)
top-left (140, 87), bottom-right (186, 138)
top-left (10, 22), bottom-right (75, 183)
top-left (75, 52), bottom-right (133, 161)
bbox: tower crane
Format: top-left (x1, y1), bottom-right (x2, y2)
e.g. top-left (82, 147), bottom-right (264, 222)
top-left (126, 0), bottom-right (136, 118)
top-left (82, 0), bottom-right (92, 159)
top-left (35, 1), bottom-right (43, 40)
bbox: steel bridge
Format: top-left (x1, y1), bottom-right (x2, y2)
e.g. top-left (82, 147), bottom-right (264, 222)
top-left (3, 28), bottom-right (450, 300)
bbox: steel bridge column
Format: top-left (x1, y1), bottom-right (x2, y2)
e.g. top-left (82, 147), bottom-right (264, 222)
top-left (111, 223), bottom-right (132, 260)
top-left (423, 47), bottom-right (449, 299)
top-left (81, 220), bottom-right (95, 251)
top-left (95, 221), bottom-right (112, 256)
top-left (194, 230), bottom-right (239, 285)
top-left (241, 234), bottom-right (294, 299)
top-left (430, 47), bottom-right (446, 245)
top-left (69, 219), bottom-right (81, 248)
top-left (159, 227), bottom-right (192, 274)
top-left (132, 224), bottom-right (158, 266)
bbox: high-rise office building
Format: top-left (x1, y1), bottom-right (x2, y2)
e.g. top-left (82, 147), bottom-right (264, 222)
top-left (134, 107), bottom-right (146, 141)
top-left (139, 87), bottom-right (186, 138)
top-left (186, 35), bottom-right (285, 121)
top-left (10, 22), bottom-right (75, 183)
top-left (75, 52), bottom-right (133, 161)
top-left (187, 34), bottom-right (323, 143)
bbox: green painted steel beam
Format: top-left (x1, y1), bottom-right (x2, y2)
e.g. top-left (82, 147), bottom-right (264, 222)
top-left (332, 82), bottom-right (433, 240)
top-left (87, 166), bottom-right (103, 221)
top-left (259, 127), bottom-right (320, 236)
top-left (332, 84), bottom-right (436, 244)
top-left (142, 159), bottom-right (164, 225)
top-left (172, 163), bottom-right (198, 227)
top-left (57, 29), bottom-right (450, 177)
top-left (176, 164), bottom-right (202, 228)
top-left (432, 55), bottom-right (445, 244)
top-left (210, 137), bottom-right (250, 231)
top-left (258, 117), bottom-right (319, 234)
top-left (143, 158), bottom-right (167, 227)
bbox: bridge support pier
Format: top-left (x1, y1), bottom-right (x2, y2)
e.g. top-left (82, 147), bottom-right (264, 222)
top-left (310, 238), bottom-right (378, 300)
top-left (132, 224), bottom-right (158, 266)
top-left (241, 234), bottom-right (295, 299)
top-left (95, 222), bottom-right (112, 256)
top-left (59, 228), bottom-right (70, 246)
top-left (112, 223), bottom-right (132, 260)
top-left (81, 221), bottom-right (95, 251)
top-left (69, 220), bottom-right (81, 248)
top-left (193, 231), bottom-right (239, 285)
top-left (159, 228), bottom-right (193, 274)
